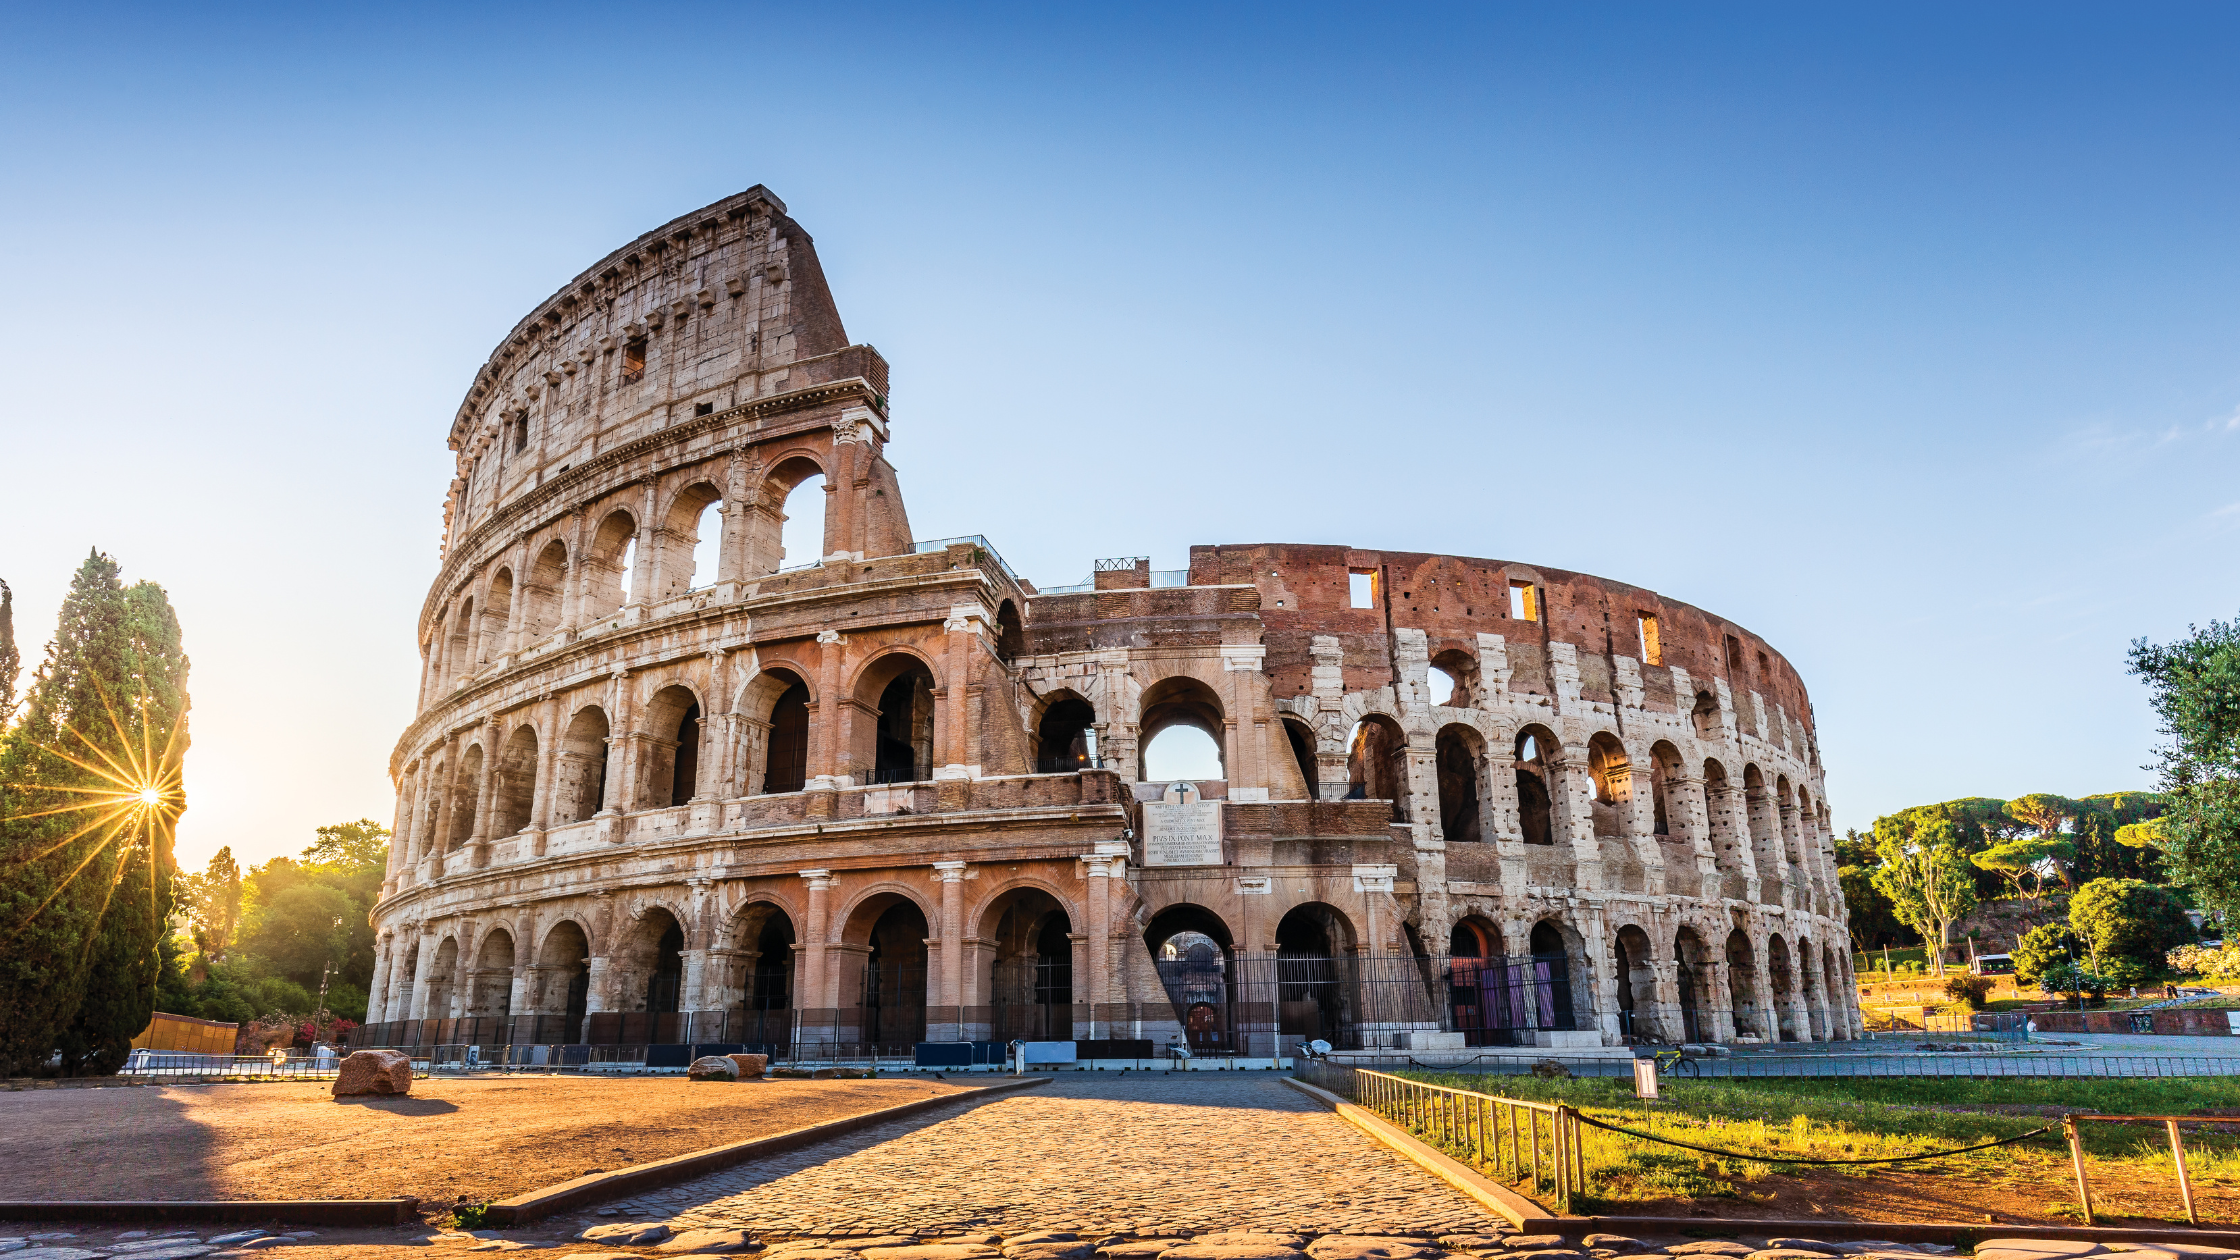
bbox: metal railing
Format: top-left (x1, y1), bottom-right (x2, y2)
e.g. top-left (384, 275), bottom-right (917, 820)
top-left (1326, 1050), bottom-right (2240, 1079)
top-left (1297, 1059), bottom-right (1584, 1212)
top-left (121, 1050), bottom-right (426, 1081)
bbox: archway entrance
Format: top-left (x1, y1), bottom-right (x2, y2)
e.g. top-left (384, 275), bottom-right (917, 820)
top-left (857, 899), bottom-right (928, 1050)
top-left (1275, 904), bottom-right (1354, 1047)
top-left (1146, 905), bottom-right (1236, 1054)
top-left (731, 904), bottom-right (795, 1050)
top-left (1448, 918), bottom-right (1516, 1047)
top-left (985, 888), bottom-right (1073, 1041)
top-left (1528, 921), bottom-right (1576, 1031)
top-left (536, 921), bottom-right (590, 1045)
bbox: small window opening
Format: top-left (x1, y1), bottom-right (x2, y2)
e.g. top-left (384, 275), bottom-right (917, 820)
top-left (1508, 581), bottom-right (1537, 621)
top-left (1637, 612), bottom-right (1661, 665)
top-left (1757, 650), bottom-right (1770, 679)
top-left (1724, 634), bottom-right (1743, 670)
top-left (689, 500), bottom-right (723, 588)
top-left (511, 416), bottom-right (529, 454)
top-left (622, 337), bottom-right (647, 384)
top-left (694, 401), bottom-right (714, 416)
top-left (1427, 666), bottom-right (1455, 706)
top-left (617, 537), bottom-right (637, 605)
top-left (1348, 570), bottom-right (1377, 609)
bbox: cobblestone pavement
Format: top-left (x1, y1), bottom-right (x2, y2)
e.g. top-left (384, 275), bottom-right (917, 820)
top-left (614, 1075), bottom-right (1504, 1237)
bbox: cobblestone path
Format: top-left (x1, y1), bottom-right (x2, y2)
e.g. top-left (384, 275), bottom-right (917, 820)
top-left (623, 1075), bottom-right (1505, 1238)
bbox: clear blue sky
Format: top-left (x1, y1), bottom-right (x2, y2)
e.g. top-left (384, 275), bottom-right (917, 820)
top-left (5, 3), bottom-right (2238, 871)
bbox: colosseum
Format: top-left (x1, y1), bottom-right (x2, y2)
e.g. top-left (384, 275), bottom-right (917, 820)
top-left (357, 185), bottom-right (1864, 1064)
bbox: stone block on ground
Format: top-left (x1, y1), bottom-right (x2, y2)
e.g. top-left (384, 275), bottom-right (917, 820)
top-left (1750, 1250), bottom-right (1843, 1260)
top-left (1101, 1244), bottom-right (1188, 1259)
top-left (14, 1251), bottom-right (102, 1260)
top-left (1582, 1243), bottom-right (1649, 1255)
top-left (1006, 1237), bottom-right (1078, 1247)
top-left (1307, 1240), bottom-right (1448, 1260)
top-left (1007, 1246), bottom-right (1093, 1260)
top-left (580, 1224), bottom-right (674, 1246)
top-left (1197, 1241), bottom-right (1306, 1252)
top-left (204, 1237), bottom-right (265, 1249)
top-left (1159, 1245), bottom-right (1308, 1260)
top-left (115, 1246), bottom-right (214, 1260)
top-left (1438, 1243), bottom-right (1509, 1255)
top-left (689, 1056), bottom-right (742, 1081)
top-left (1502, 1243), bottom-right (1563, 1255)
top-left (1764, 1244), bottom-right (1840, 1256)
top-left (332, 1049), bottom-right (413, 1097)
top-left (2110, 1250), bottom-right (2239, 1260)
top-left (859, 1247), bottom-right (1001, 1260)
top-left (656, 1230), bottom-right (759, 1255)
top-left (725, 1054), bottom-right (771, 1079)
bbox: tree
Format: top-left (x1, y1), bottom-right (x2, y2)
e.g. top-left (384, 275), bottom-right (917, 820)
top-left (1871, 816), bottom-right (1980, 976)
top-left (2014, 922), bottom-right (2081, 987)
top-left (239, 884), bottom-right (354, 985)
top-left (2069, 877), bottom-right (2195, 985)
top-left (1839, 834), bottom-right (1910, 951)
top-left (301, 819), bottom-right (390, 872)
top-left (179, 846), bottom-right (243, 962)
top-left (1972, 835), bottom-right (2077, 899)
top-left (0, 552), bottom-right (188, 1075)
top-left (1877, 798), bottom-right (2029, 900)
top-left (0, 578), bottom-right (18, 725)
top-left (2130, 618), bottom-right (2240, 917)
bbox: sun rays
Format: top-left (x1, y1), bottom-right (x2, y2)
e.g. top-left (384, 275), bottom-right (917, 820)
top-left (1, 680), bottom-right (184, 944)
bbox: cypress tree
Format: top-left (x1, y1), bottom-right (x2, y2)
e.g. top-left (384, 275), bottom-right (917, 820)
top-left (0, 578), bottom-right (18, 724)
top-left (0, 552), bottom-right (189, 1075)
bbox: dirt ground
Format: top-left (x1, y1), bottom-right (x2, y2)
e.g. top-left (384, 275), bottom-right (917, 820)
top-left (1603, 1165), bottom-right (2235, 1227)
top-left (0, 1073), bottom-right (974, 1207)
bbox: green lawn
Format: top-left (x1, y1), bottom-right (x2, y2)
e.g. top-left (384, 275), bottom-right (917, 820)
top-left (1384, 1069), bottom-right (2240, 1214)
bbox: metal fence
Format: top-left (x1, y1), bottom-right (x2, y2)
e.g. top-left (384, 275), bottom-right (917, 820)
top-left (1296, 1058), bottom-right (1584, 1211)
top-left (121, 1050), bottom-right (426, 1080)
top-left (1335, 1050), bottom-right (2240, 1079)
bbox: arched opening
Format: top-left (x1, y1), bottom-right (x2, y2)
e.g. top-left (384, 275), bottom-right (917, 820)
top-left (628, 909), bottom-right (686, 1015)
top-left (1275, 903), bottom-right (1356, 1047)
top-left (523, 540), bottom-right (568, 641)
top-left (994, 600), bottom-right (1023, 664)
top-left (1649, 741), bottom-right (1684, 838)
top-left (1282, 717), bottom-right (1319, 801)
top-left (1346, 714), bottom-right (1406, 821)
top-left (1435, 724), bottom-right (1484, 843)
top-left (1726, 928), bottom-right (1762, 1040)
top-left (855, 654), bottom-right (935, 784)
top-left (1140, 677), bottom-right (1227, 782)
top-left (1743, 764), bottom-right (1781, 903)
top-left (425, 937), bottom-right (460, 1019)
top-left (1034, 693), bottom-right (1098, 774)
top-left (446, 746), bottom-right (484, 853)
top-left (536, 920), bottom-right (591, 1044)
top-left (983, 888), bottom-right (1074, 1041)
top-left (472, 929), bottom-right (516, 1017)
top-left (1796, 936), bottom-right (1823, 1040)
top-left (1705, 759), bottom-right (1745, 898)
top-left (779, 469), bottom-right (827, 569)
top-left (557, 707), bottom-right (610, 823)
top-left (662, 482), bottom-right (723, 595)
top-left (844, 896), bottom-right (929, 1051)
top-left (1613, 924), bottom-right (1656, 1043)
top-left (1515, 727), bottom-right (1557, 845)
top-left (1767, 933), bottom-right (1798, 1041)
top-left (480, 570), bottom-right (513, 664)
top-left (586, 510), bottom-right (637, 616)
top-left (1145, 904), bottom-right (1236, 1054)
top-left (1448, 918), bottom-right (1514, 1046)
top-left (1429, 648), bottom-right (1482, 709)
top-left (1674, 926), bottom-right (1710, 1043)
top-left (637, 685), bottom-right (702, 809)
top-left (1587, 732), bottom-right (1629, 837)
top-left (1691, 689), bottom-right (1722, 741)
top-left (1528, 920), bottom-right (1576, 1031)
top-left (395, 941), bottom-right (420, 1023)
top-left (491, 724), bottom-right (538, 838)
top-left (1821, 946), bottom-right (1846, 1041)
top-left (747, 669), bottom-right (811, 794)
top-left (732, 904), bottom-right (796, 1047)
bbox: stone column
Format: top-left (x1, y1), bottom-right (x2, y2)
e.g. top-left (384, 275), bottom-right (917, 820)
top-left (810, 631), bottom-right (846, 788)
top-left (467, 722), bottom-right (500, 863)
top-left (798, 870), bottom-right (835, 1019)
top-left (938, 608), bottom-right (982, 779)
top-left (1354, 864), bottom-right (1397, 960)
top-left (1553, 752), bottom-right (1605, 892)
top-left (406, 929), bottom-right (439, 1021)
top-left (366, 935), bottom-right (394, 1025)
top-left (934, 861), bottom-right (966, 1011)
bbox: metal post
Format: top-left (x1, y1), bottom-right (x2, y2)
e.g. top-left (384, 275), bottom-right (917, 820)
top-left (1530, 1107), bottom-right (1542, 1189)
top-left (1509, 1101), bottom-right (1521, 1177)
top-left (2064, 1116), bottom-right (2093, 1226)
top-left (2168, 1118), bottom-right (2199, 1226)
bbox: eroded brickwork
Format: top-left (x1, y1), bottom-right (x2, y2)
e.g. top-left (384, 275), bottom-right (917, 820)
top-left (364, 188), bottom-right (1861, 1056)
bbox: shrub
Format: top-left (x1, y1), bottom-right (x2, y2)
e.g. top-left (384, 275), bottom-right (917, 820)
top-left (2040, 961), bottom-right (2109, 1001)
top-left (2015, 923), bottom-right (2082, 987)
top-left (2170, 942), bottom-right (2240, 979)
top-left (1943, 975), bottom-right (1995, 1008)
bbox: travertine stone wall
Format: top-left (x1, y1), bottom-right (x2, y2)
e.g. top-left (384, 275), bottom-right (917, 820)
top-left (366, 188), bottom-right (1861, 1053)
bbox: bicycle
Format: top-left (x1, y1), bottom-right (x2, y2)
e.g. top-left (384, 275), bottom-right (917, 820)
top-left (1651, 1045), bottom-right (1701, 1078)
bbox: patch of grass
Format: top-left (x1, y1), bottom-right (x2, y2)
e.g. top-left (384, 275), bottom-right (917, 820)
top-left (1380, 1069), bottom-right (2240, 1207)
top-left (448, 1202), bottom-right (491, 1229)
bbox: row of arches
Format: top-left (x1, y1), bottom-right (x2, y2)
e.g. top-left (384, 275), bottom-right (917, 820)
top-left (423, 458), bottom-right (829, 699)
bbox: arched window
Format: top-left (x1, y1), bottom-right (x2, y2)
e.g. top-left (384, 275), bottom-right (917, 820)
top-left (447, 745), bottom-right (484, 852)
top-left (523, 541), bottom-right (568, 641)
top-left (557, 707), bottom-right (610, 822)
top-left (491, 724), bottom-right (538, 837)
top-left (766, 678), bottom-right (810, 793)
top-left (1435, 724), bottom-right (1484, 843)
top-left (481, 570), bottom-right (513, 663)
top-left (1346, 715), bottom-right (1406, 819)
top-left (1036, 694), bottom-right (1098, 774)
top-left (1281, 718), bottom-right (1319, 800)
top-left (689, 498), bottom-right (723, 589)
top-left (1140, 677), bottom-right (1226, 782)
top-left (638, 685), bottom-right (700, 809)
top-left (1514, 728), bottom-right (1556, 845)
top-left (781, 471), bottom-right (826, 569)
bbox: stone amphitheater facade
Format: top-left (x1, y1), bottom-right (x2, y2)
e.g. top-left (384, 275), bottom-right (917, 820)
top-left (361, 186), bottom-right (1863, 1056)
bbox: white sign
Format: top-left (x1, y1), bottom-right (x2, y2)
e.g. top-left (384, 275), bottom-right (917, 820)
top-left (1633, 1057), bottom-right (1659, 1099)
top-left (1143, 800), bottom-right (1224, 867)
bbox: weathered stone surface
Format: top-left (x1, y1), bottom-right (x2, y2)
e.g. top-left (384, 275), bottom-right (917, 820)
top-left (690, 1056), bottom-right (743, 1082)
top-left (203, 1237), bottom-right (264, 1249)
top-left (580, 1224), bottom-right (674, 1246)
top-left (1764, 1244), bottom-right (1840, 1256)
top-left (112, 1247), bottom-right (215, 1260)
top-left (1005, 1246), bottom-right (1092, 1260)
top-left (1502, 1242), bottom-right (1563, 1254)
top-left (14, 1251), bottom-right (104, 1260)
top-left (1307, 1240), bottom-right (1446, 1260)
top-left (1005, 1237), bottom-right (1079, 1248)
top-left (1666, 1247), bottom-right (1753, 1259)
top-left (2110, 1250), bottom-right (2237, 1260)
top-left (656, 1230), bottom-right (759, 1255)
top-left (1198, 1241), bottom-right (1307, 1252)
top-left (726, 1054), bottom-right (771, 1080)
top-left (857, 1247), bottom-right (1001, 1260)
top-left (1976, 1247), bottom-right (2100, 1259)
top-left (1158, 1246), bottom-right (1308, 1260)
top-left (1748, 1250), bottom-right (1841, 1260)
top-left (1437, 1242), bottom-right (1509, 1254)
top-left (1581, 1243), bottom-right (1648, 1255)
top-left (1099, 1243), bottom-right (1188, 1259)
top-left (331, 1049), bottom-right (412, 1098)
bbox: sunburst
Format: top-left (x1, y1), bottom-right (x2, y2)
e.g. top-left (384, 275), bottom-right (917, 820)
top-left (2, 681), bottom-right (184, 946)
